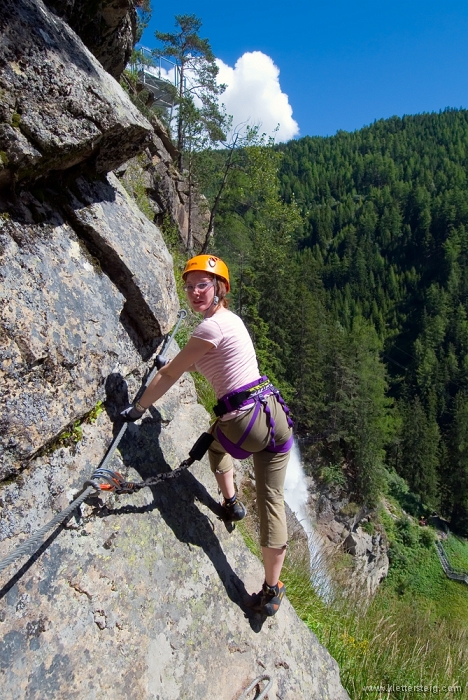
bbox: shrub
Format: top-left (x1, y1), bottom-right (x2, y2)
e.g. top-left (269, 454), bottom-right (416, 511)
top-left (319, 462), bottom-right (347, 487)
top-left (419, 528), bottom-right (434, 548)
top-left (386, 469), bottom-right (409, 499)
top-left (361, 519), bottom-right (375, 535)
top-left (340, 501), bottom-right (360, 517)
top-left (395, 517), bottom-right (418, 547)
top-left (388, 540), bottom-right (409, 568)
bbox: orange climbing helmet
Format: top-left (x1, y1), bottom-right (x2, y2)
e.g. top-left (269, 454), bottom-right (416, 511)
top-left (182, 255), bottom-right (230, 291)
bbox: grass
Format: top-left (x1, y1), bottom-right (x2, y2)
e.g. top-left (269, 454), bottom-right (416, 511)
top-left (238, 479), bottom-right (468, 700)
top-left (191, 371), bottom-right (216, 419)
top-left (55, 400), bottom-right (104, 448)
top-left (35, 401), bottom-right (105, 457)
top-left (444, 534), bottom-right (468, 574)
top-left (120, 154), bottom-right (155, 222)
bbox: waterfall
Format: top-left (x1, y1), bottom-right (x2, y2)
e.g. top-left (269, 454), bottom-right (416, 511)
top-left (284, 440), bottom-right (333, 600)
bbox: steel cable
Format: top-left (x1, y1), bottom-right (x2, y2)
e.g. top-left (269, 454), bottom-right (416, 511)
top-left (0, 310), bottom-right (187, 576)
top-left (236, 675), bottom-right (273, 700)
top-left (0, 485), bottom-right (95, 575)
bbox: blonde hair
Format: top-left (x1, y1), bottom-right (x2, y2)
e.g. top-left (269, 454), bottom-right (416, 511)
top-left (215, 278), bottom-right (229, 308)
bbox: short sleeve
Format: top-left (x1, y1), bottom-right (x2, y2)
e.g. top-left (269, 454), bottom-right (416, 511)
top-left (191, 318), bottom-right (223, 347)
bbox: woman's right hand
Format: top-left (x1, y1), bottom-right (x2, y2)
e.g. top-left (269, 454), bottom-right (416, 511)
top-left (120, 404), bottom-right (145, 422)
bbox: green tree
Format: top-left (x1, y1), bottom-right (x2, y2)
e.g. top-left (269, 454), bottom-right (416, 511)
top-left (325, 318), bottom-right (390, 505)
top-left (399, 397), bottom-right (440, 507)
top-left (447, 392), bottom-right (468, 535)
top-left (135, 0), bottom-right (152, 42)
top-left (195, 125), bottom-right (269, 253)
top-left (154, 15), bottom-right (226, 171)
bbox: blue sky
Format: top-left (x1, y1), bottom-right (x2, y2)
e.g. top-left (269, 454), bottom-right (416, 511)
top-left (140, 1), bottom-right (468, 141)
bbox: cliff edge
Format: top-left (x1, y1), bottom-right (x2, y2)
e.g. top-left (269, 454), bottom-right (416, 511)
top-left (0, 2), bottom-right (350, 698)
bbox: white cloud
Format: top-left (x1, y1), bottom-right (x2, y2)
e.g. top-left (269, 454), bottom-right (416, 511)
top-left (216, 51), bottom-right (299, 142)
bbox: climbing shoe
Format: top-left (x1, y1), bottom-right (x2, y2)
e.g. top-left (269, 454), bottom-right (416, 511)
top-left (248, 581), bottom-right (286, 617)
top-left (221, 494), bottom-right (246, 522)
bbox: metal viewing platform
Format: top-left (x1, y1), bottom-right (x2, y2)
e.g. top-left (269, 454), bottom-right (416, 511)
top-left (129, 47), bottom-right (181, 109)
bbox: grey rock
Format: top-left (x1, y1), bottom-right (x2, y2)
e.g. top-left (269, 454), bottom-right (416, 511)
top-left (307, 476), bottom-right (389, 597)
top-left (44, 0), bottom-right (137, 78)
top-left (343, 528), bottom-right (389, 597)
top-left (0, 0), bottom-right (152, 190)
top-left (0, 182), bottom-right (177, 478)
top-left (0, 377), bottom-right (349, 699)
top-left (64, 172), bottom-right (179, 340)
top-left (0, 125), bottom-right (42, 173)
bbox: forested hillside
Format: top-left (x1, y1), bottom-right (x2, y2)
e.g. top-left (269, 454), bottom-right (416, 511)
top-left (212, 109), bottom-right (468, 535)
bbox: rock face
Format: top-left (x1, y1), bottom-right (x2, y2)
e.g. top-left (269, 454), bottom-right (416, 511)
top-left (310, 483), bottom-right (389, 597)
top-left (119, 120), bottom-right (211, 251)
top-left (0, 2), bottom-right (350, 697)
top-left (0, 0), bottom-right (177, 480)
top-left (0, 380), bottom-right (349, 699)
top-left (44, 0), bottom-right (137, 79)
top-left (343, 527), bottom-right (389, 597)
top-left (0, 174), bottom-right (178, 479)
top-left (0, 0), bottom-right (152, 189)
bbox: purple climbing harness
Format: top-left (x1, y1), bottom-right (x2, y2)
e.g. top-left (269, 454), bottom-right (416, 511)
top-left (214, 376), bottom-right (294, 460)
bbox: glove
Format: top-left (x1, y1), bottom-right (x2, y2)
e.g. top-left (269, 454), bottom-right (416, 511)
top-left (155, 355), bottom-right (168, 370)
top-left (120, 403), bottom-right (145, 422)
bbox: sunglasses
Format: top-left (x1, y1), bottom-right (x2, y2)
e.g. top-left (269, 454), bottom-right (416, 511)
top-left (183, 281), bottom-right (214, 293)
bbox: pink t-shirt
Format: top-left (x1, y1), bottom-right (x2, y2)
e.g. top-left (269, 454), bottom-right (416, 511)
top-left (191, 310), bottom-right (260, 403)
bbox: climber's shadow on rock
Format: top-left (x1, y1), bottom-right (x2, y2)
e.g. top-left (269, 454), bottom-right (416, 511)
top-left (99, 373), bottom-right (263, 630)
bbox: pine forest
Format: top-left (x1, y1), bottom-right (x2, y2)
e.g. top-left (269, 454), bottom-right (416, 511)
top-left (210, 109), bottom-right (468, 537)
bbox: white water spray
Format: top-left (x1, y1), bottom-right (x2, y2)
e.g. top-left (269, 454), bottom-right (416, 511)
top-left (284, 440), bottom-right (333, 600)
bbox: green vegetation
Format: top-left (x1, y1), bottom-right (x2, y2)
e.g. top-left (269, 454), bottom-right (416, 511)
top-left (121, 154), bottom-right (155, 222)
top-left (444, 534), bottom-right (468, 573)
top-left (198, 109), bottom-right (468, 531)
top-left (240, 479), bottom-right (468, 700)
top-left (268, 109), bottom-right (468, 534)
top-left (11, 112), bottom-right (21, 129)
top-left (56, 400), bottom-right (104, 448)
top-left (39, 401), bottom-right (105, 455)
top-left (284, 560), bottom-right (466, 699)
top-left (191, 372), bottom-right (216, 419)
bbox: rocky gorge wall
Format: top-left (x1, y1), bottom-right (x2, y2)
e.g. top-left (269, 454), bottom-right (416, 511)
top-left (303, 469), bottom-right (389, 597)
top-left (0, 2), bottom-right (350, 697)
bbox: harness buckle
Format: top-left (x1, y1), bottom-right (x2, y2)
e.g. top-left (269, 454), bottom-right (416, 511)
top-left (213, 379), bottom-right (273, 417)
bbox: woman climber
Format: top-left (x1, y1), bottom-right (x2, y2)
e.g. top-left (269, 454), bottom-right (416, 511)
top-left (121, 255), bottom-right (293, 617)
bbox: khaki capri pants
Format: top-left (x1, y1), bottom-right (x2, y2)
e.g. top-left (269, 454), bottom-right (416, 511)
top-left (208, 394), bottom-right (292, 549)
